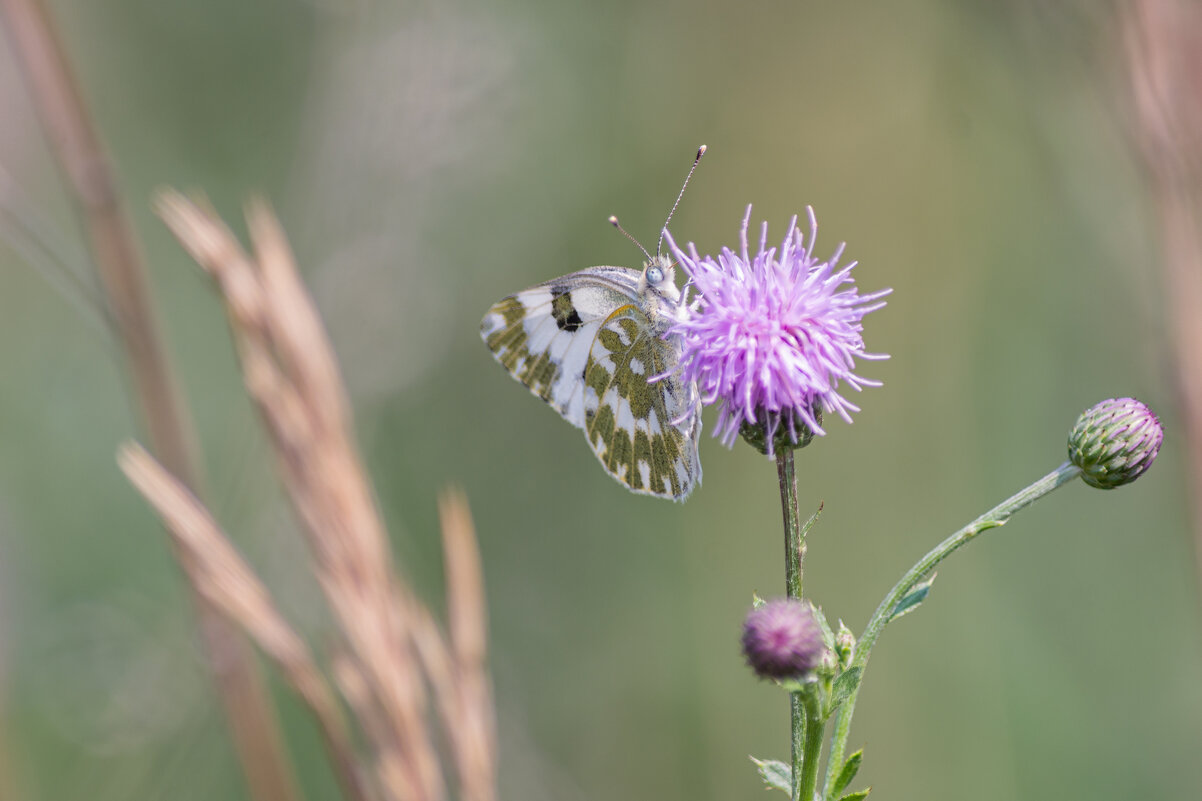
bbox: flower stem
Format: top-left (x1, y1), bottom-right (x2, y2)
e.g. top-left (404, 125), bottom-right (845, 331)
top-left (798, 694), bottom-right (825, 801)
top-left (776, 449), bottom-right (807, 799)
top-left (790, 693), bottom-right (805, 801)
top-left (823, 462), bottom-right (1082, 796)
top-left (778, 449), bottom-right (804, 599)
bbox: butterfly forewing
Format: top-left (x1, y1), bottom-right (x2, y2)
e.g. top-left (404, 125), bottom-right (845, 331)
top-left (480, 267), bottom-right (701, 501)
top-left (481, 270), bottom-right (639, 425)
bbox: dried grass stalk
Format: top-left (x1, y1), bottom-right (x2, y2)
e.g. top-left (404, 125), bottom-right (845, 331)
top-left (408, 491), bottom-right (496, 801)
top-left (1, 2), bottom-right (299, 798)
top-left (118, 443), bottom-right (366, 801)
top-left (125, 192), bottom-right (497, 801)
top-left (1123, 0), bottom-right (1202, 589)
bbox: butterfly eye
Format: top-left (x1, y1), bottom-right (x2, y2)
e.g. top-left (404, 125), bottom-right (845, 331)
top-left (646, 266), bottom-right (664, 285)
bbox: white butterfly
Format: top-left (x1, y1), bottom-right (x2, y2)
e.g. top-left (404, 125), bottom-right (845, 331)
top-left (479, 148), bottom-right (706, 501)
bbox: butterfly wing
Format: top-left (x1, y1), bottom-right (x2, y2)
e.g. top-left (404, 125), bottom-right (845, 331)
top-left (480, 267), bottom-right (701, 500)
top-left (481, 268), bottom-right (638, 426)
top-left (581, 304), bottom-right (702, 500)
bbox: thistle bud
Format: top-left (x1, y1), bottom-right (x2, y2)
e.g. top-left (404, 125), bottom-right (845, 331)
top-left (835, 622), bottom-right (856, 666)
top-left (741, 599), bottom-right (825, 680)
top-left (1068, 398), bottom-right (1163, 489)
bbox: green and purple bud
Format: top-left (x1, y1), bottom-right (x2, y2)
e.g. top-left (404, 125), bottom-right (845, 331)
top-left (741, 598), bottom-right (825, 680)
top-left (1068, 398), bottom-right (1163, 489)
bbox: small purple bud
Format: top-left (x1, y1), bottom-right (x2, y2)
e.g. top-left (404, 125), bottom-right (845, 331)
top-left (1068, 398), bottom-right (1163, 489)
top-left (741, 599), bottom-right (825, 680)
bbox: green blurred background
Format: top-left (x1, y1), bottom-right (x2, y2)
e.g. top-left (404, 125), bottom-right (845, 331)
top-left (1, 1), bottom-right (1198, 800)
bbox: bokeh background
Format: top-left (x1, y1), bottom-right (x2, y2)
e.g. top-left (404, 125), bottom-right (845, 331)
top-left (1, 2), bottom-right (1199, 800)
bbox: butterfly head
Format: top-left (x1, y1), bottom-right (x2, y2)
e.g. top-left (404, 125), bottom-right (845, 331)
top-left (639, 254), bottom-right (682, 305)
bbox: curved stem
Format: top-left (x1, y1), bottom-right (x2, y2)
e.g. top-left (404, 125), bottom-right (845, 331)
top-left (823, 462), bottom-right (1082, 795)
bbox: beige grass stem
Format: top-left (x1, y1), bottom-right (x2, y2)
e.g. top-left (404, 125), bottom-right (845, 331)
top-left (152, 192), bottom-right (496, 801)
top-left (0, 3), bottom-right (300, 799)
top-left (119, 443), bottom-right (369, 801)
top-left (1123, 0), bottom-right (1202, 597)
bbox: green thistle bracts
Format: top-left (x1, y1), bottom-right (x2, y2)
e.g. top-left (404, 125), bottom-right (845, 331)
top-left (1067, 398), bottom-right (1163, 489)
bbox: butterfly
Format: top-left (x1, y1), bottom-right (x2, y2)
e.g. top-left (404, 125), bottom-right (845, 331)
top-left (479, 148), bottom-right (707, 501)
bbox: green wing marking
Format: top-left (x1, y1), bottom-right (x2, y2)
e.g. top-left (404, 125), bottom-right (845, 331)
top-left (480, 274), bottom-right (701, 500)
top-left (481, 296), bottom-right (564, 403)
top-left (583, 305), bottom-right (701, 500)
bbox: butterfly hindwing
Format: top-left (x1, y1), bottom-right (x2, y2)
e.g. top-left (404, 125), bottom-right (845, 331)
top-left (582, 304), bottom-right (701, 498)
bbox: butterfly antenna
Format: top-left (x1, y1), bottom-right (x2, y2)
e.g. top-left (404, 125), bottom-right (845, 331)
top-left (656, 144), bottom-right (706, 257)
top-left (608, 215), bottom-right (653, 263)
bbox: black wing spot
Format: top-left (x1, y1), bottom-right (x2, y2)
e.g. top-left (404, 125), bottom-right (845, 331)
top-left (550, 288), bottom-right (584, 332)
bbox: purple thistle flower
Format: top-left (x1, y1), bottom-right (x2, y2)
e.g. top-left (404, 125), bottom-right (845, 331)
top-left (662, 206), bottom-right (891, 455)
top-left (741, 599), bottom-right (825, 680)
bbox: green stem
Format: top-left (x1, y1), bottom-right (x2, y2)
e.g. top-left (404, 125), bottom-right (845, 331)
top-left (777, 449), bottom-right (806, 799)
top-left (790, 693), bottom-right (804, 801)
top-left (822, 461), bottom-right (1082, 797)
top-left (797, 694), bottom-right (825, 801)
top-left (778, 449), bottom-right (804, 599)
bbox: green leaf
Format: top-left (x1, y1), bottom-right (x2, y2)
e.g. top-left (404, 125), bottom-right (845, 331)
top-left (838, 788), bottom-right (871, 801)
top-left (750, 757), bottom-right (792, 795)
top-left (888, 572), bottom-right (937, 622)
top-left (829, 667), bottom-right (862, 712)
top-left (752, 592), bottom-right (767, 609)
top-left (810, 602), bottom-right (836, 653)
top-left (829, 750), bottom-right (863, 799)
top-left (801, 501), bottom-right (824, 539)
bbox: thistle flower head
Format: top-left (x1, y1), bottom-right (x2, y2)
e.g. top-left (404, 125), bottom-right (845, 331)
top-left (1068, 397), bottom-right (1163, 489)
top-left (663, 206), bottom-right (890, 455)
top-left (741, 598), bottom-right (825, 680)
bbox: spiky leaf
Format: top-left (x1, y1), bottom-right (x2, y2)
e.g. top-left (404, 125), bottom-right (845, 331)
top-left (838, 789), bottom-right (870, 801)
top-left (750, 757), bottom-right (792, 795)
top-left (801, 501), bottom-right (824, 538)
